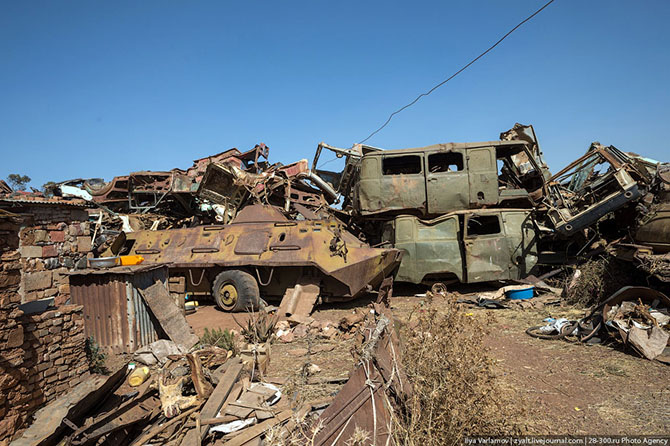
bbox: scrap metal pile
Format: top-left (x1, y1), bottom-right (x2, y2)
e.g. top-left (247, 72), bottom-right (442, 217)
top-left (7, 123), bottom-right (670, 445)
top-left (39, 123), bottom-right (670, 312)
top-left (526, 286), bottom-right (670, 363)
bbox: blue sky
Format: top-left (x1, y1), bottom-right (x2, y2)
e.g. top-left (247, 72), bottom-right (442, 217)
top-left (1, 1), bottom-right (669, 189)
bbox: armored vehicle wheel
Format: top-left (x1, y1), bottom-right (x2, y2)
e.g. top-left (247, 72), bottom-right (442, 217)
top-left (212, 269), bottom-right (261, 312)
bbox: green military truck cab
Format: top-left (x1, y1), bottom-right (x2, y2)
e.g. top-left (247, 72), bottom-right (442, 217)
top-left (384, 209), bottom-right (539, 284)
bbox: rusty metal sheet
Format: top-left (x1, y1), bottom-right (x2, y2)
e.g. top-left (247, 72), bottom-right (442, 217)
top-left (313, 363), bottom-right (391, 446)
top-left (635, 203), bottom-right (670, 253)
top-left (69, 267), bottom-right (168, 354)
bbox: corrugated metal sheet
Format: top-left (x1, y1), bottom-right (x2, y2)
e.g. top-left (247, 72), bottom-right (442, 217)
top-left (69, 266), bottom-right (168, 354)
top-left (0, 197), bottom-right (91, 207)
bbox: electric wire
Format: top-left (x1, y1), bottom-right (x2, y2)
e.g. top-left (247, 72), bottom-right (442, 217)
top-left (358, 0), bottom-right (556, 144)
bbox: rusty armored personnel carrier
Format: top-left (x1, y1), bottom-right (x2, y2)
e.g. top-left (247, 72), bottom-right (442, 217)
top-left (106, 205), bottom-right (401, 312)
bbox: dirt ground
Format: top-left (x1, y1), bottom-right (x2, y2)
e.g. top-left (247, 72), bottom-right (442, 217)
top-left (185, 286), bottom-right (670, 435)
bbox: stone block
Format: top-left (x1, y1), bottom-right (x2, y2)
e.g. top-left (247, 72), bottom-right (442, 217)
top-left (24, 271), bottom-right (52, 292)
top-left (0, 270), bottom-right (20, 288)
top-left (20, 245), bottom-right (43, 258)
top-left (34, 230), bottom-right (48, 243)
top-left (42, 245), bottom-right (58, 258)
top-left (69, 224), bottom-right (83, 236)
top-left (76, 237), bottom-right (91, 253)
top-left (6, 326), bottom-right (24, 348)
top-left (49, 230), bottom-right (65, 243)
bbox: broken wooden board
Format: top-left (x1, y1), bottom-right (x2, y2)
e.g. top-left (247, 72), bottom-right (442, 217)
top-left (222, 410), bottom-right (292, 446)
top-left (225, 392), bottom-right (264, 419)
top-left (277, 280), bottom-right (320, 320)
top-left (138, 280), bottom-right (199, 349)
top-left (69, 377), bottom-right (160, 446)
top-left (10, 367), bottom-right (126, 446)
top-left (179, 358), bottom-right (243, 445)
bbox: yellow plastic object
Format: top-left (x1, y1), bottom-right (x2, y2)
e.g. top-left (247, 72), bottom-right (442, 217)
top-left (119, 255), bottom-right (145, 266)
top-left (128, 366), bottom-right (150, 387)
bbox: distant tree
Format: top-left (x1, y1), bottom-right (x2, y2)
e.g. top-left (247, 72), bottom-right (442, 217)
top-left (42, 181), bottom-right (57, 197)
top-left (7, 174), bottom-right (31, 191)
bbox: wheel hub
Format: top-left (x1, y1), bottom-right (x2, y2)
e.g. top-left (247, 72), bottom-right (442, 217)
top-left (220, 283), bottom-right (238, 306)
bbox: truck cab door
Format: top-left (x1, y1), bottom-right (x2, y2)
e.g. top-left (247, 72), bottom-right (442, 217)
top-left (363, 153), bottom-right (426, 214)
top-left (467, 147), bottom-right (498, 207)
top-left (390, 216), bottom-right (419, 283)
top-left (425, 149), bottom-right (468, 214)
top-left (464, 212), bottom-right (511, 283)
top-left (501, 211), bottom-right (538, 279)
top-left (414, 215), bottom-right (464, 283)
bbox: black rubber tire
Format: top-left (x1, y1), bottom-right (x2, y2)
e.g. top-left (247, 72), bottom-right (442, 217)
top-left (212, 269), bottom-right (260, 312)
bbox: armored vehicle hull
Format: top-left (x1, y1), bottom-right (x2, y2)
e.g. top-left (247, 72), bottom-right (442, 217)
top-left (107, 205), bottom-right (401, 311)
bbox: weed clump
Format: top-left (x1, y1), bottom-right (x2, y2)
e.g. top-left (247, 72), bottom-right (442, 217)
top-left (85, 336), bottom-right (108, 375)
top-left (235, 308), bottom-right (277, 344)
top-left (199, 327), bottom-right (237, 354)
top-left (393, 297), bottom-right (521, 446)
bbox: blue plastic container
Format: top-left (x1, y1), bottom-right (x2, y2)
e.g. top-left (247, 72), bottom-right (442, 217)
top-left (505, 286), bottom-right (534, 300)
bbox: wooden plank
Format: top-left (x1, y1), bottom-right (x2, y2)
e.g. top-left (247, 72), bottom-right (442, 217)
top-left (139, 280), bottom-right (199, 348)
top-left (185, 352), bottom-right (214, 399)
top-left (179, 359), bottom-right (243, 445)
top-left (225, 392), bottom-right (263, 419)
top-left (222, 410), bottom-right (292, 446)
top-left (130, 403), bottom-right (203, 446)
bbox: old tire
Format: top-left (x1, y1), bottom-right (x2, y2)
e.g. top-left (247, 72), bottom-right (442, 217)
top-left (212, 270), bottom-right (260, 312)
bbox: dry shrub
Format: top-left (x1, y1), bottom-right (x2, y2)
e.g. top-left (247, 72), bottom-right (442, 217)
top-left (564, 258), bottom-right (608, 307)
top-left (265, 412), bottom-right (321, 446)
top-left (564, 257), bottom-right (635, 307)
top-left (393, 297), bottom-right (521, 446)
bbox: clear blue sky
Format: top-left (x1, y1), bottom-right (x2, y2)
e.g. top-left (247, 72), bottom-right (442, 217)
top-left (1, 1), bottom-right (669, 189)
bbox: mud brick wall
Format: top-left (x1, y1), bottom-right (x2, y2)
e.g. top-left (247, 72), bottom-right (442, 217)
top-left (0, 304), bottom-right (89, 443)
top-left (18, 205), bottom-right (91, 305)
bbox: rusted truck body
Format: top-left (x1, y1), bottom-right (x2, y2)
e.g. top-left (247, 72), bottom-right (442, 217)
top-left (311, 130), bottom-right (547, 285)
top-left (353, 140), bottom-right (547, 217)
top-left (542, 143), bottom-right (654, 237)
top-left (382, 209), bottom-right (538, 284)
top-left (106, 205), bottom-right (401, 311)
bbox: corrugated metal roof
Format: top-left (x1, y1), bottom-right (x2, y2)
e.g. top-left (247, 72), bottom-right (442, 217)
top-left (0, 196), bottom-right (92, 208)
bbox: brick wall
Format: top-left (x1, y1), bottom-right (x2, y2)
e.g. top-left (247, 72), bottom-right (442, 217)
top-left (0, 304), bottom-right (89, 443)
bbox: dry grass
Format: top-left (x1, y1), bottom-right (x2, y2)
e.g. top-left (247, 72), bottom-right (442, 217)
top-left (564, 258), bottom-right (609, 307)
top-left (391, 295), bottom-right (522, 446)
top-left (564, 256), bottom-right (637, 308)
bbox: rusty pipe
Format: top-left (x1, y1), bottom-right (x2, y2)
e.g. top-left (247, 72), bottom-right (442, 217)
top-left (297, 170), bottom-right (338, 202)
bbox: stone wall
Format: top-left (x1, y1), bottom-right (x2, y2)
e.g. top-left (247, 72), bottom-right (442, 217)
top-left (17, 204), bottom-right (91, 305)
top-left (0, 304), bottom-right (89, 443)
top-left (0, 215), bottom-right (21, 308)
top-left (0, 204), bottom-right (92, 443)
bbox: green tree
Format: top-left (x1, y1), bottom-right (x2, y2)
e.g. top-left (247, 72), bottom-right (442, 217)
top-left (42, 181), bottom-right (57, 197)
top-left (7, 174), bottom-right (31, 191)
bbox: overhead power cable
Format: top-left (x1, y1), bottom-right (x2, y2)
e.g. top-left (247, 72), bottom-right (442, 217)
top-left (358, 0), bottom-right (556, 144)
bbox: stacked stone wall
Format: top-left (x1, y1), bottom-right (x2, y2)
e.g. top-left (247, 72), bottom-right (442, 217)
top-left (0, 305), bottom-right (88, 443)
